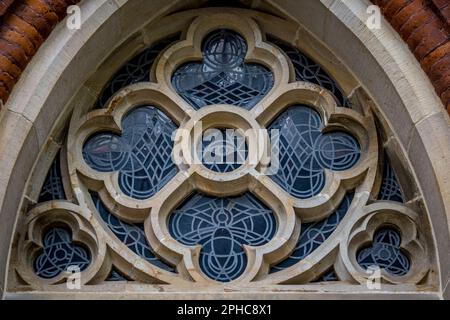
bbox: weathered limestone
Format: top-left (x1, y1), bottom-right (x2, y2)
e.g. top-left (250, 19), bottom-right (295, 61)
top-left (0, 0), bottom-right (448, 299)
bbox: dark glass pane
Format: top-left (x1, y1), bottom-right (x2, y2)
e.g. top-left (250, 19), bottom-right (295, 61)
top-left (38, 152), bottom-right (66, 202)
top-left (172, 29), bottom-right (274, 110)
top-left (34, 227), bottom-right (90, 279)
top-left (169, 193), bottom-right (276, 282)
top-left (357, 228), bottom-right (410, 276)
top-left (268, 106), bottom-right (360, 199)
top-left (378, 154), bottom-right (404, 203)
top-left (199, 128), bottom-right (248, 173)
top-left (83, 106), bottom-right (178, 200)
top-left (96, 35), bottom-right (180, 108)
top-left (92, 194), bottom-right (175, 272)
top-left (314, 268), bottom-right (339, 282)
top-left (271, 193), bottom-right (353, 272)
top-left (105, 267), bottom-right (129, 281)
top-left (268, 38), bottom-right (351, 108)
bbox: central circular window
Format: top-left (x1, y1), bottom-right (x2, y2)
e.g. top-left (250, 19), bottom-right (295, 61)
top-left (198, 128), bottom-right (248, 173)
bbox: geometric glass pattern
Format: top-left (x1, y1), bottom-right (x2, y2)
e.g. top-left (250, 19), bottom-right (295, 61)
top-left (269, 38), bottom-right (351, 108)
top-left (270, 193), bottom-right (354, 272)
top-left (357, 228), bottom-right (410, 276)
top-left (92, 194), bottom-right (175, 272)
top-left (33, 227), bottom-right (91, 279)
top-left (314, 268), bottom-right (339, 282)
top-left (38, 152), bottom-right (66, 203)
top-left (83, 106), bottom-right (178, 200)
top-left (105, 267), bottom-right (128, 281)
top-left (96, 35), bottom-right (180, 108)
top-left (199, 128), bottom-right (247, 173)
top-left (268, 106), bottom-right (360, 199)
top-left (378, 155), bottom-right (404, 203)
top-left (172, 29), bottom-right (274, 110)
top-left (169, 192), bottom-right (276, 282)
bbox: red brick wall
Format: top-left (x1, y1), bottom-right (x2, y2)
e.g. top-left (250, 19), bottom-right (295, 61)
top-left (0, 0), bottom-right (448, 114)
top-left (373, 0), bottom-right (450, 113)
top-left (0, 0), bottom-right (79, 104)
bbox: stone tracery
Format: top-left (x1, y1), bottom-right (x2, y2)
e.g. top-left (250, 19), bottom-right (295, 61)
top-left (10, 10), bottom-right (432, 293)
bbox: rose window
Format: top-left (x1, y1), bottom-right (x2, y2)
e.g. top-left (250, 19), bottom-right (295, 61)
top-left (14, 12), bottom-right (431, 291)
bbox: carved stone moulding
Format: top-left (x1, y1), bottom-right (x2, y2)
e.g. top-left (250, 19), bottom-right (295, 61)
top-left (10, 10), bottom-right (433, 295)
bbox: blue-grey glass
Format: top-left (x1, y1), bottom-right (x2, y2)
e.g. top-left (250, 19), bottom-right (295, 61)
top-left (378, 154), bottom-right (404, 203)
top-left (271, 193), bottom-right (353, 272)
top-left (83, 106), bottom-right (178, 200)
top-left (268, 106), bottom-right (360, 199)
top-left (172, 29), bottom-right (274, 110)
top-left (269, 38), bottom-right (351, 108)
top-left (357, 228), bottom-right (410, 276)
top-left (169, 193), bottom-right (276, 282)
top-left (92, 194), bottom-right (175, 272)
top-left (314, 268), bottom-right (339, 282)
top-left (34, 227), bottom-right (91, 279)
top-left (38, 152), bottom-right (66, 202)
top-left (199, 129), bottom-right (248, 173)
top-left (106, 267), bottom-right (128, 281)
top-left (96, 36), bottom-right (179, 108)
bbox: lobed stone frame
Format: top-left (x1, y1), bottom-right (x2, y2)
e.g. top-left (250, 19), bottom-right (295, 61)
top-left (340, 203), bottom-right (429, 285)
top-left (0, 0), bottom-right (448, 300)
top-left (15, 201), bottom-right (109, 288)
top-left (56, 12), bottom-right (387, 286)
top-left (11, 9), bottom-right (432, 290)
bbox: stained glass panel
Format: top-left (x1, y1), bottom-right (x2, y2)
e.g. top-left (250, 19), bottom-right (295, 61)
top-left (271, 193), bottom-right (353, 272)
top-left (83, 106), bottom-right (178, 200)
top-left (268, 106), bottom-right (360, 199)
top-left (314, 268), bottom-right (339, 282)
top-left (357, 228), bottom-right (410, 276)
top-left (105, 267), bottom-right (129, 281)
top-left (169, 192), bottom-right (276, 282)
top-left (92, 194), bottom-right (175, 272)
top-left (172, 29), bottom-right (274, 110)
top-left (378, 155), bottom-right (404, 203)
top-left (38, 152), bottom-right (65, 203)
top-left (199, 128), bottom-right (247, 173)
top-left (34, 227), bottom-right (90, 279)
top-left (96, 36), bottom-right (180, 108)
top-left (269, 38), bottom-right (351, 108)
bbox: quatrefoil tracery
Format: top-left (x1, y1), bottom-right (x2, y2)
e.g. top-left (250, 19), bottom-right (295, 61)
top-left (65, 16), bottom-right (373, 282)
top-left (62, 13), bottom-right (393, 285)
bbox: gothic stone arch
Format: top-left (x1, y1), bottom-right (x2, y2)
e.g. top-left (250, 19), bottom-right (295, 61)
top-left (0, 0), bottom-right (449, 299)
